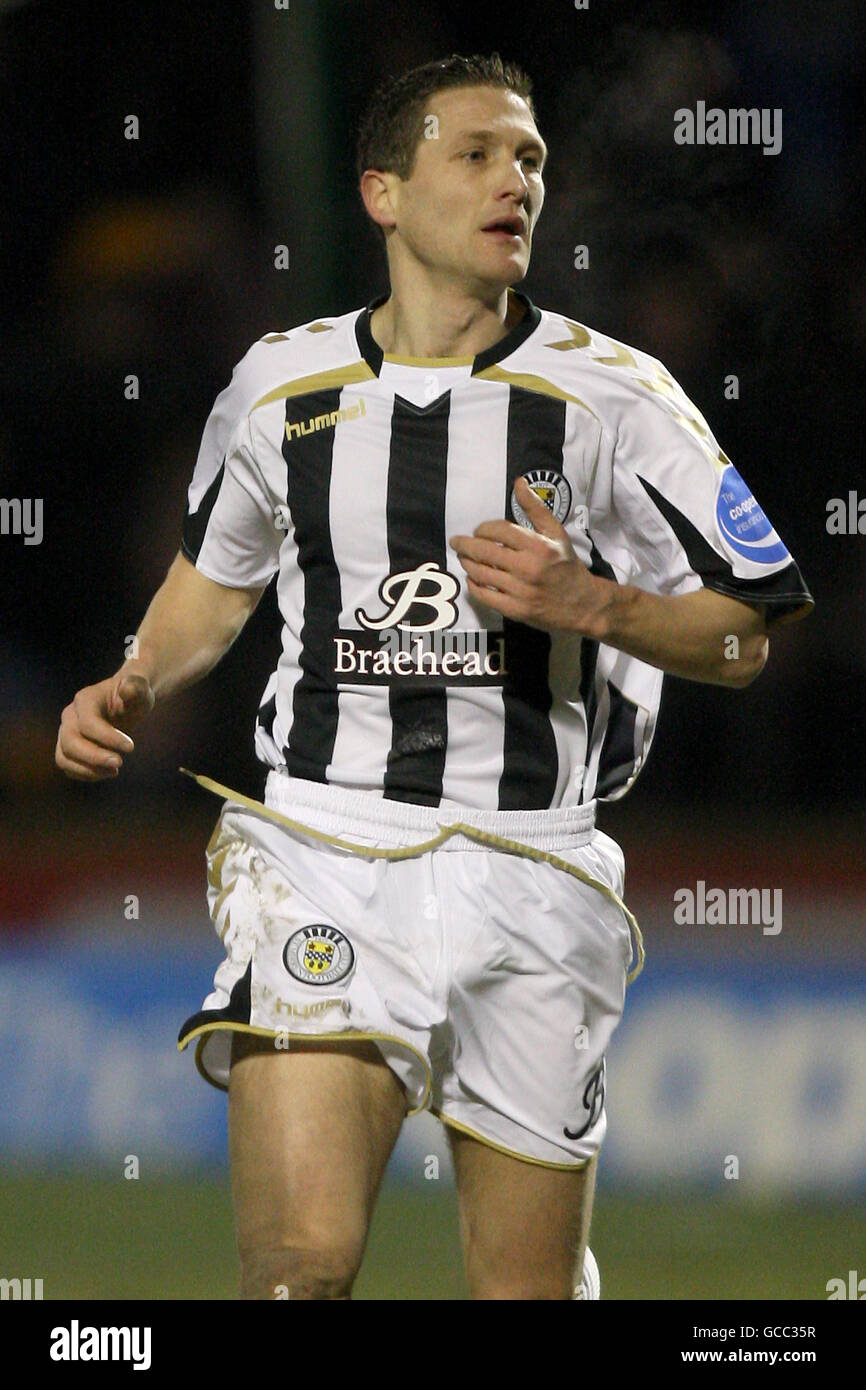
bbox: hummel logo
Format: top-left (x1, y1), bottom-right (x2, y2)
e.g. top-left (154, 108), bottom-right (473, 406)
top-left (285, 398), bottom-right (367, 441)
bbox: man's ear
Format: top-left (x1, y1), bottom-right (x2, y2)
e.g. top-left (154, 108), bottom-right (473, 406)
top-left (360, 169), bottom-right (399, 232)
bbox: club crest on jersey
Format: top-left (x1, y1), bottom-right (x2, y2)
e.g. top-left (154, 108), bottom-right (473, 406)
top-left (715, 465), bottom-right (790, 565)
top-left (511, 469), bottom-right (572, 528)
top-left (283, 925), bottom-right (355, 986)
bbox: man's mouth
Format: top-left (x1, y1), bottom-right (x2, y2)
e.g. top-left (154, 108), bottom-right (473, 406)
top-left (481, 216), bottom-right (526, 241)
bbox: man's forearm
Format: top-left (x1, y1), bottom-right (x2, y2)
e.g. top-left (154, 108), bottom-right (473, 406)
top-left (587, 579), bottom-right (769, 688)
top-left (119, 553), bottom-right (265, 702)
top-left (124, 629), bottom-right (235, 704)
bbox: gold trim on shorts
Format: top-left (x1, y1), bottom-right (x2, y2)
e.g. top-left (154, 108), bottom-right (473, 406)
top-left (179, 767), bottom-right (646, 983)
top-left (179, 1020), bottom-right (432, 1115)
top-left (432, 1107), bottom-right (592, 1172)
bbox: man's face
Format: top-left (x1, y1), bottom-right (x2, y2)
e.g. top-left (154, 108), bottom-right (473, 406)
top-left (387, 85), bottom-right (547, 291)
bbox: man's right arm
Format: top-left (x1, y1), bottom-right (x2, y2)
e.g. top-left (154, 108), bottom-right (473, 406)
top-left (55, 551), bottom-right (266, 782)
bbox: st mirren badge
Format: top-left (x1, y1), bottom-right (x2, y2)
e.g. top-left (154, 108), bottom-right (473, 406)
top-left (511, 469), bottom-right (573, 528)
top-left (283, 924), bottom-right (355, 986)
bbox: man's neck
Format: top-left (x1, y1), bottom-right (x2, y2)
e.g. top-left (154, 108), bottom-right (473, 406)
top-left (369, 274), bottom-right (524, 360)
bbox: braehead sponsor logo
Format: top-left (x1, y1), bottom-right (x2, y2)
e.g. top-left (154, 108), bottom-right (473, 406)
top-left (716, 465), bottom-right (790, 565)
top-left (338, 560), bottom-right (507, 685)
top-left (334, 627), bottom-right (507, 685)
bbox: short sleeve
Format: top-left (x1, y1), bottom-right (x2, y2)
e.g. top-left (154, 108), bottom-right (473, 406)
top-left (598, 376), bottom-right (813, 626)
top-left (181, 348), bottom-right (282, 590)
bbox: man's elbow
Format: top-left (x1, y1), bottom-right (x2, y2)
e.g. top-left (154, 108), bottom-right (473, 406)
top-left (724, 634), bottom-right (769, 688)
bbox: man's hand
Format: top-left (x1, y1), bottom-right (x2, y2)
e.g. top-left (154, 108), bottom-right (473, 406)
top-left (450, 476), bottom-right (770, 687)
top-left (55, 669), bottom-right (155, 781)
top-left (55, 551), bottom-right (266, 782)
top-left (449, 476), bottom-right (606, 635)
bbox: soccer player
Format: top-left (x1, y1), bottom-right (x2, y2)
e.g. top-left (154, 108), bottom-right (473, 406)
top-left (55, 54), bottom-right (812, 1300)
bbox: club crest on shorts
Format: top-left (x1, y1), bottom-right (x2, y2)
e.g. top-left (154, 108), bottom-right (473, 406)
top-left (283, 924), bottom-right (355, 986)
top-left (510, 468), bottom-right (572, 528)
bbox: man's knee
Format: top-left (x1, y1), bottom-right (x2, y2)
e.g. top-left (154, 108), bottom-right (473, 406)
top-left (464, 1252), bottom-right (576, 1301)
top-left (239, 1238), bottom-right (365, 1300)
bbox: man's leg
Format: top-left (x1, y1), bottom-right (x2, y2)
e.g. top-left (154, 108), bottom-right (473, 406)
top-left (228, 1033), bottom-right (408, 1300)
top-left (448, 1128), bottom-right (598, 1300)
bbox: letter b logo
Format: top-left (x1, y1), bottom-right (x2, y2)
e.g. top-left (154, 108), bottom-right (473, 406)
top-left (355, 562), bottom-right (459, 632)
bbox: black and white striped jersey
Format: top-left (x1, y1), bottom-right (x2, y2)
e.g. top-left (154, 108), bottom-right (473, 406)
top-left (181, 289), bottom-right (812, 810)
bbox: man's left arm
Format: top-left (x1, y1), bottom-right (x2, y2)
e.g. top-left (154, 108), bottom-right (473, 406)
top-left (450, 476), bottom-right (770, 689)
top-left (583, 581), bottom-right (768, 689)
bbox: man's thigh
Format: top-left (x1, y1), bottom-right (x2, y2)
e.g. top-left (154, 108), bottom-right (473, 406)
top-left (448, 1128), bottom-right (598, 1300)
top-left (228, 1032), bottom-right (407, 1299)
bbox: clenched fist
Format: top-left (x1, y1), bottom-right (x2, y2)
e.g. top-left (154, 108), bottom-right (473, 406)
top-left (55, 670), bottom-right (155, 781)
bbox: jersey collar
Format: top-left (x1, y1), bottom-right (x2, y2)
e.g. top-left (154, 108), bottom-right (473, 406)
top-left (355, 289), bottom-right (542, 377)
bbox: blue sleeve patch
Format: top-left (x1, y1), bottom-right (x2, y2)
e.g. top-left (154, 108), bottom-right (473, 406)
top-left (716, 465), bottom-right (790, 565)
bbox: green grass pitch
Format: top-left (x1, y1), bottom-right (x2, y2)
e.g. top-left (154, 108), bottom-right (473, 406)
top-left (0, 1171), bottom-right (858, 1300)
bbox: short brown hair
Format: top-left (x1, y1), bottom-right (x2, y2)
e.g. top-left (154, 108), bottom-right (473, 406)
top-left (356, 52), bottom-right (537, 187)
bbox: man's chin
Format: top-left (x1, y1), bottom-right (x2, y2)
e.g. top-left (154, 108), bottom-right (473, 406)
top-left (468, 253), bottom-right (529, 294)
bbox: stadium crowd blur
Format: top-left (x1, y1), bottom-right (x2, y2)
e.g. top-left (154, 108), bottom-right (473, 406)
top-left (2, 0), bottom-right (862, 825)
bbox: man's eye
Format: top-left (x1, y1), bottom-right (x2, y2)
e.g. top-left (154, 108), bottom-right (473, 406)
top-left (521, 156), bottom-right (541, 170)
top-left (464, 149), bottom-right (485, 161)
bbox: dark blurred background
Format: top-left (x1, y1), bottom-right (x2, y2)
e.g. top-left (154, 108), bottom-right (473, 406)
top-left (0, 0), bottom-right (864, 1300)
top-left (1, 0), bottom-right (863, 817)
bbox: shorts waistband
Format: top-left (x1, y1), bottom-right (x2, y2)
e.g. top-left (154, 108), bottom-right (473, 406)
top-left (179, 766), bottom-right (643, 983)
top-left (264, 770), bottom-right (596, 850)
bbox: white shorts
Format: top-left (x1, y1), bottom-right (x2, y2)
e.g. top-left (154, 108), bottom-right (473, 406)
top-left (178, 771), bottom-right (640, 1168)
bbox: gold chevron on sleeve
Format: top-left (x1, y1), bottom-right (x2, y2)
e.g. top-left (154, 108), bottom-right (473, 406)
top-left (473, 363), bottom-right (598, 420)
top-left (251, 362), bottom-right (377, 412)
top-left (544, 320), bottom-right (593, 351)
top-left (593, 341), bottom-right (639, 369)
